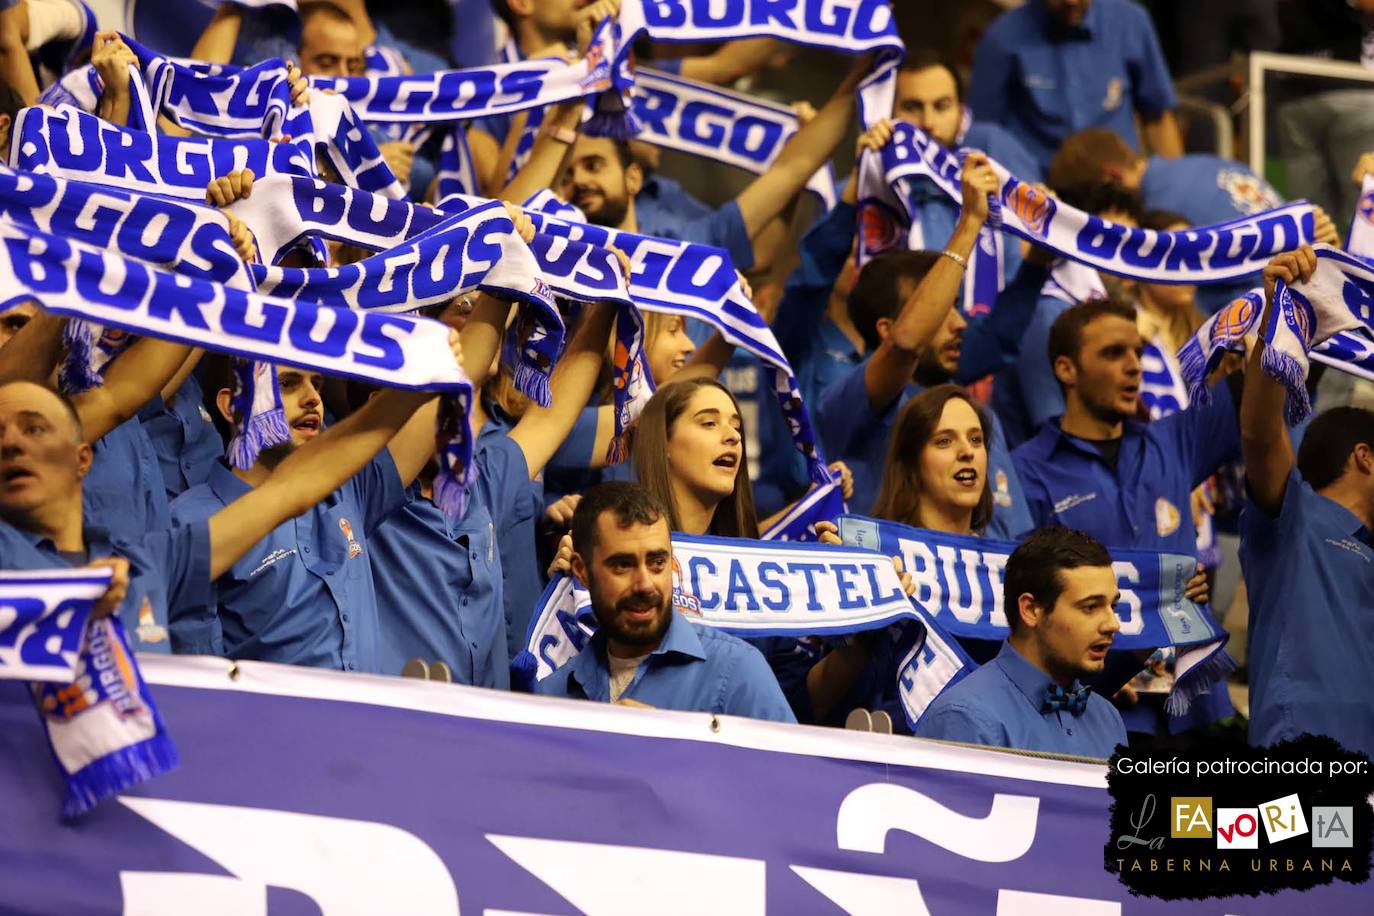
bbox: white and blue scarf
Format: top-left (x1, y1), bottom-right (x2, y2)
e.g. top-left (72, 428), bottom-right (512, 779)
top-left (837, 515), bottom-right (1234, 719)
top-left (0, 218), bottom-right (480, 518)
top-left (0, 568), bottom-right (177, 820)
top-left (864, 122), bottom-right (1315, 285)
top-left (1179, 245), bottom-right (1374, 423)
top-left (633, 66), bottom-right (837, 210)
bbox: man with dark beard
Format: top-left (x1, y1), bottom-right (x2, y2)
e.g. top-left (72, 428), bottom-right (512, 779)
top-left (535, 482), bottom-right (794, 721)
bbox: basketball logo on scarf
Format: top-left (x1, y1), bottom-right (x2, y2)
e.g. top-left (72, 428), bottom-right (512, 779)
top-left (1360, 188), bottom-right (1374, 227)
top-left (1002, 179), bottom-right (1056, 236)
top-left (670, 558), bottom-right (702, 616)
top-left (339, 518), bottom-right (362, 559)
top-left (1215, 294), bottom-right (1256, 341)
top-left (1286, 289), bottom-right (1315, 347)
top-left (580, 33), bottom-right (612, 93)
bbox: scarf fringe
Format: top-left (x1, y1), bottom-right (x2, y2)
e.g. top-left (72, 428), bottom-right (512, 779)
top-left (512, 361), bottom-right (553, 409)
top-left (59, 321), bottom-right (102, 394)
top-left (1260, 343), bottom-right (1312, 425)
top-left (509, 649), bottom-right (538, 693)
top-left (1165, 649), bottom-right (1237, 717)
top-left (432, 468), bottom-right (471, 522)
top-left (582, 99), bottom-right (643, 140)
top-left (227, 406), bottom-right (291, 471)
top-left (61, 733), bottom-right (179, 821)
top-left (1176, 336), bottom-right (1213, 408)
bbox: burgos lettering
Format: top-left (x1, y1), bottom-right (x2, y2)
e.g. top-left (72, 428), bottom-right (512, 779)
top-left (641, 0), bottom-right (896, 43)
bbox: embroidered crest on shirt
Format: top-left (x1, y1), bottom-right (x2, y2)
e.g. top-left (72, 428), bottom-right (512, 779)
top-left (1053, 492), bottom-right (1097, 514)
top-left (994, 468), bottom-right (1013, 507)
top-left (339, 518), bottom-right (362, 559)
top-left (1103, 77), bottom-right (1123, 112)
top-left (1216, 169), bottom-right (1281, 216)
top-left (1155, 497), bottom-right (1181, 537)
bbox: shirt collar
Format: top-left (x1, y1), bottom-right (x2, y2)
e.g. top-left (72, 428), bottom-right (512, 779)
top-left (207, 459), bottom-right (253, 505)
top-left (569, 610), bottom-right (707, 697)
top-left (1043, 417), bottom-right (1142, 460)
top-left (1034, 0), bottom-right (1097, 40)
top-left (4, 517), bottom-right (111, 554)
top-left (995, 641), bottom-right (1079, 711)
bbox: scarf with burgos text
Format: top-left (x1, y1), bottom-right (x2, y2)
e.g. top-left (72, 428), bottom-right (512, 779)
top-left (0, 568), bottom-right (177, 820)
top-left (1179, 245), bottom-right (1374, 423)
top-left (836, 515), bottom-right (1234, 719)
top-left (0, 218), bottom-right (480, 519)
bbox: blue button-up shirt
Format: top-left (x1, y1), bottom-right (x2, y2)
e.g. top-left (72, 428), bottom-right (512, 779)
top-left (917, 641), bottom-right (1127, 757)
top-left (637, 198), bottom-right (755, 273)
top-left (635, 174), bottom-right (714, 232)
top-left (816, 359), bottom-right (1034, 540)
top-left (1140, 155), bottom-right (1284, 315)
top-left (83, 417), bottom-right (171, 542)
top-left (139, 374), bottom-right (224, 501)
top-left (968, 0), bottom-right (1178, 171)
top-left (1240, 469), bottom-right (1374, 757)
top-left (1012, 382), bottom-right (1239, 554)
top-left (0, 517), bottom-right (211, 654)
top-left (168, 453), bottom-right (405, 672)
top-left (993, 292), bottom-right (1074, 448)
top-left (536, 610), bottom-right (796, 722)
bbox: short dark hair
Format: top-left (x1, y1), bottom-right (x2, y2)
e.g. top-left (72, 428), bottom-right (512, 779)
top-left (1047, 296), bottom-right (1138, 378)
top-left (1297, 406), bottom-right (1374, 489)
top-left (1139, 209), bottom-right (1190, 232)
top-left (0, 83), bottom-right (24, 124)
top-left (1004, 527), bottom-right (1114, 634)
top-left (899, 49), bottom-right (964, 103)
top-left (1056, 182), bottom-right (1143, 221)
top-left (491, 0), bottom-right (517, 32)
top-left (1047, 128), bottom-right (1139, 194)
top-left (847, 250), bottom-right (941, 352)
top-left (300, 1), bottom-right (355, 30)
top-left (571, 481), bottom-right (668, 558)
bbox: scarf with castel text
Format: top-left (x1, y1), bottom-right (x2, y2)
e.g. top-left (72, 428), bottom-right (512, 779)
top-left (0, 568), bottom-right (178, 820)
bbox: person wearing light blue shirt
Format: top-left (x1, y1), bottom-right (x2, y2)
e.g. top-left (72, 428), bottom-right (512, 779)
top-left (814, 166), bottom-right (1051, 535)
top-left (169, 360), bottom-right (455, 672)
top-left (138, 373), bottom-right (225, 502)
top-left (82, 416), bottom-right (170, 543)
top-left (917, 527), bottom-right (1127, 758)
top-left (968, 0), bottom-right (1182, 173)
top-left (1238, 246), bottom-right (1374, 758)
top-left (535, 482), bottom-right (795, 722)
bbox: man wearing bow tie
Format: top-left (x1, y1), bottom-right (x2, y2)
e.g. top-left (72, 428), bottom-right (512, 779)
top-left (915, 526), bottom-right (1127, 758)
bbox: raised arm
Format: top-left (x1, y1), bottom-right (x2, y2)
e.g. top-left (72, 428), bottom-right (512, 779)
top-left (1141, 111), bottom-right (1184, 159)
top-left (458, 292), bottom-right (514, 387)
top-left (733, 57), bottom-right (865, 240)
top-left (74, 336), bottom-right (193, 443)
top-left (91, 32), bottom-right (139, 128)
top-left (0, 309), bottom-right (64, 386)
top-left (207, 383), bottom-right (438, 579)
top-left (189, 2), bottom-right (245, 64)
top-left (0, 3), bottom-right (39, 105)
top-left (679, 38), bottom-right (784, 86)
top-left (1240, 247), bottom-right (1316, 514)
top-left (499, 99), bottom-right (584, 203)
top-left (508, 300), bottom-right (617, 479)
top-left (862, 153), bottom-right (995, 411)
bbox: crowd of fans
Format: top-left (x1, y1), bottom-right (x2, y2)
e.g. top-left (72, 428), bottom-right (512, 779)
top-left (0, 0), bottom-right (1371, 764)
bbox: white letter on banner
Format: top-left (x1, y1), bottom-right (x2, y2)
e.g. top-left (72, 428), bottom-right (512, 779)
top-left (898, 538), bottom-right (940, 610)
top-left (1111, 561), bottom-right (1145, 637)
top-left (790, 866), bottom-right (933, 916)
top-left (995, 889), bottom-right (1121, 915)
top-left (835, 784), bottom-right (1039, 863)
top-left (117, 798), bottom-right (459, 915)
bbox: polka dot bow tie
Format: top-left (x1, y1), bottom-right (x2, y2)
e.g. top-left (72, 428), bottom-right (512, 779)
top-left (1042, 684), bottom-right (1091, 716)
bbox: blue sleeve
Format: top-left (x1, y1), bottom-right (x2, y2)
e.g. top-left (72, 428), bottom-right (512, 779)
top-left (816, 363), bottom-right (884, 458)
top-left (988, 128), bottom-right (1042, 184)
top-left (955, 262), bottom-right (1051, 382)
top-left (914, 702), bottom-right (1005, 745)
top-left (655, 57), bottom-right (684, 76)
top-left (773, 201), bottom-right (858, 360)
top-left (724, 643), bottom-right (798, 723)
top-left (1157, 379), bottom-right (1241, 486)
top-left (145, 519), bottom-right (218, 654)
top-left (474, 432), bottom-right (533, 528)
top-left (967, 22), bottom-right (1016, 127)
top-left (1012, 447), bottom-right (1055, 527)
top-left (546, 405), bottom-right (601, 472)
top-left (681, 200), bottom-right (755, 273)
top-left (1126, 4), bottom-right (1179, 116)
top-left (351, 449), bottom-right (408, 536)
top-left (1014, 296), bottom-right (1069, 431)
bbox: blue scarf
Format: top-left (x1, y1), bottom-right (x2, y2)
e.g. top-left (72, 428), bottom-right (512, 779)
top-left (864, 122), bottom-right (1316, 284)
top-left (837, 515), bottom-right (1234, 718)
top-left (0, 216), bottom-right (479, 518)
top-left (0, 569), bottom-right (178, 820)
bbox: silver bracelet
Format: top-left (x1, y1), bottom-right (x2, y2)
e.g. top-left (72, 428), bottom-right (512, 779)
top-left (940, 249), bottom-right (968, 269)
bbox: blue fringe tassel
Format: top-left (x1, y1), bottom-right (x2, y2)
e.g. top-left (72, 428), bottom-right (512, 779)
top-left (62, 734), bottom-right (180, 821)
top-left (59, 323), bottom-right (102, 394)
top-left (227, 407), bottom-right (291, 471)
top-left (509, 649), bottom-right (538, 693)
top-left (1175, 337), bottom-right (1213, 408)
top-left (1165, 649), bottom-right (1237, 717)
top-left (1260, 344), bottom-right (1312, 426)
top-left (512, 362), bottom-right (553, 410)
top-left (433, 467), bottom-right (471, 522)
top-left (582, 95), bottom-right (643, 140)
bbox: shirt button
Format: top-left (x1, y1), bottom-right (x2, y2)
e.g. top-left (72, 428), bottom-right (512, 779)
top-left (462, 597), bottom-right (470, 606)
top-left (470, 550), bottom-right (478, 560)
top-left (341, 613), bottom-right (349, 623)
top-left (1067, 728), bottom-right (1074, 735)
top-left (346, 662), bottom-right (356, 671)
top-left (303, 546), bottom-right (311, 554)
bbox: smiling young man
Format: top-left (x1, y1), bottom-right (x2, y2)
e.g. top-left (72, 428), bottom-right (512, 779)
top-left (916, 526), bottom-right (1127, 758)
top-left (534, 481), bottom-right (794, 722)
